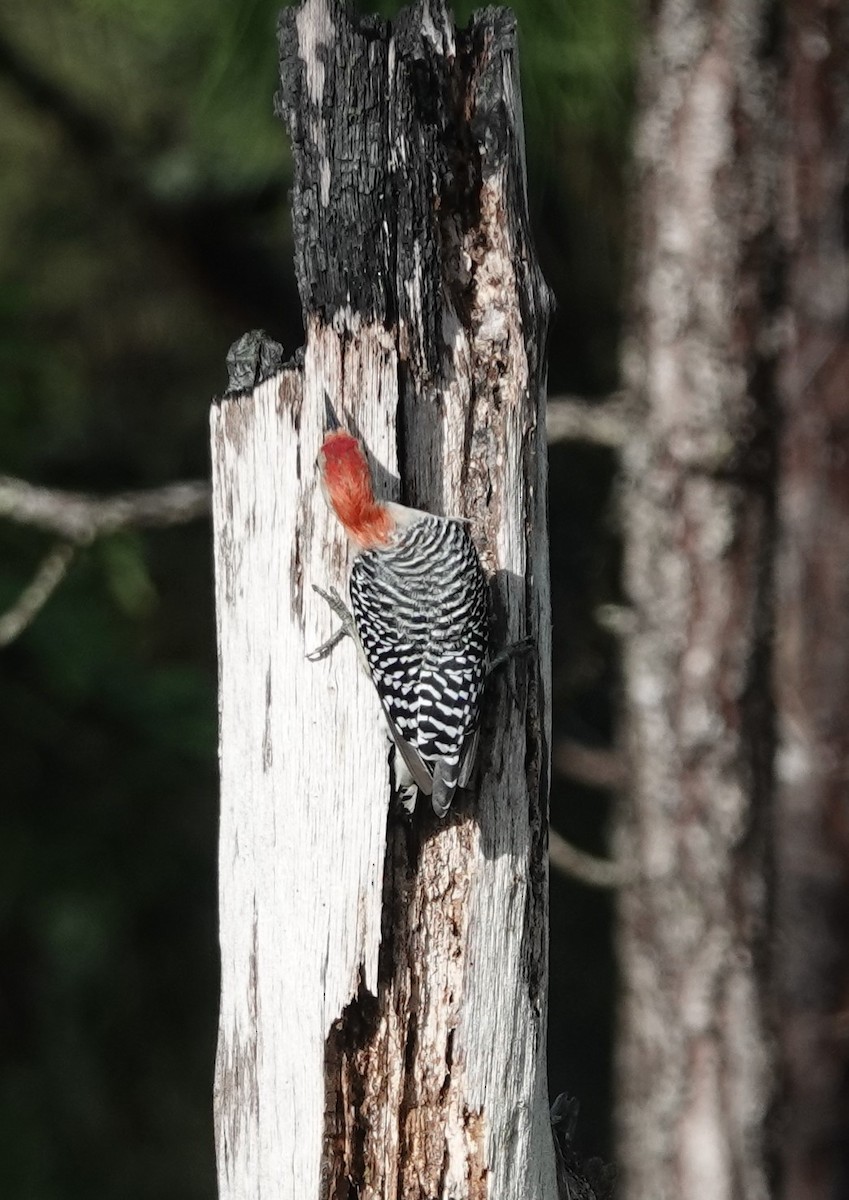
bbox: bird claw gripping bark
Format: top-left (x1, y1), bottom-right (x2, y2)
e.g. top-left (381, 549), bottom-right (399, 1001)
top-left (488, 635), bottom-right (535, 712)
top-left (307, 583), bottom-right (427, 806)
top-left (306, 585), bottom-right (356, 661)
top-left (487, 634), bottom-right (535, 677)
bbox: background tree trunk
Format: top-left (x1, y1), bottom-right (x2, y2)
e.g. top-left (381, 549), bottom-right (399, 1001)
top-left (774, 5), bottom-right (849, 1196)
top-left (616, 2), bottom-right (782, 1197)
top-left (210, 2), bottom-right (556, 1197)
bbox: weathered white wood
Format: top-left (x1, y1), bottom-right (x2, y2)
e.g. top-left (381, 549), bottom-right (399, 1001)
top-left (212, 333), bottom-right (398, 1197)
top-left (212, 2), bottom-right (556, 1196)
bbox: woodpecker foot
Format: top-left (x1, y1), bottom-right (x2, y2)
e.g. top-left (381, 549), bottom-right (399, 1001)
top-left (488, 635), bottom-right (534, 711)
top-left (306, 585), bottom-right (356, 661)
top-left (488, 635), bottom-right (535, 676)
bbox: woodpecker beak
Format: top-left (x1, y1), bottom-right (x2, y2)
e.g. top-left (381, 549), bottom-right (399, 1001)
top-left (324, 393), bottom-right (342, 433)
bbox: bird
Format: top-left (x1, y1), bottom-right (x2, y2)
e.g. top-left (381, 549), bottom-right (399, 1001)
top-left (310, 398), bottom-right (489, 817)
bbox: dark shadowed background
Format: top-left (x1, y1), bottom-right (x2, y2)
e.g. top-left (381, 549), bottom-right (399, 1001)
top-left (0, 1), bottom-right (634, 1194)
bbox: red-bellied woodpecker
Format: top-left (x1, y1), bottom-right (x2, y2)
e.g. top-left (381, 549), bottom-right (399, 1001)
top-left (310, 400), bottom-right (489, 817)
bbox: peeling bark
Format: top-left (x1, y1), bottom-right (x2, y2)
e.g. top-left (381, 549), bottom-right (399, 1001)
top-left (211, 2), bottom-right (558, 1197)
top-left (616, 2), bottom-right (782, 1198)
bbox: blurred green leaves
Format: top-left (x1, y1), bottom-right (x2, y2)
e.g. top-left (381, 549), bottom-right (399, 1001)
top-left (98, 534), bottom-right (158, 620)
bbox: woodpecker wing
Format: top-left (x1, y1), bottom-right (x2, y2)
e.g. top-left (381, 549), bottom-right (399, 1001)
top-left (349, 516), bottom-right (488, 814)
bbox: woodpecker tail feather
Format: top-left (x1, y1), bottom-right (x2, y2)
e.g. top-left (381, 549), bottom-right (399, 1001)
top-left (431, 761), bottom-right (459, 818)
top-left (430, 726), bottom-right (480, 817)
top-left (383, 711), bottom-right (433, 796)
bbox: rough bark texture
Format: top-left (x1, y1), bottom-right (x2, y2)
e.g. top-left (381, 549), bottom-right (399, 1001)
top-left (774, 5), bottom-right (849, 1196)
top-left (210, 2), bottom-right (556, 1198)
top-left (616, 2), bottom-right (782, 1197)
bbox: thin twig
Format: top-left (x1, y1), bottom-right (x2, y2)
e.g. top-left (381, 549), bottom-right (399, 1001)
top-left (0, 476), bottom-right (210, 542)
top-left (0, 395), bottom-right (627, 552)
top-left (594, 602), bottom-right (636, 637)
top-left (0, 542), bottom-right (77, 646)
top-left (0, 477), bottom-right (210, 646)
top-left (549, 828), bottom-right (631, 888)
top-left (546, 392), bottom-right (635, 448)
top-left (0, 388), bottom-right (626, 652)
top-left (553, 737), bottom-right (627, 791)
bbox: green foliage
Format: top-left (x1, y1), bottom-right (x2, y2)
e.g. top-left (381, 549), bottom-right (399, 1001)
top-left (98, 535), bottom-right (158, 620)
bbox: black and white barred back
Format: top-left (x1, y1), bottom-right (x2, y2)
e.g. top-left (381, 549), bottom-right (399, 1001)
top-left (349, 515), bottom-right (489, 816)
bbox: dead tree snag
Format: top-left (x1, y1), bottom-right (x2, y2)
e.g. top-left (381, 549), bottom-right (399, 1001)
top-left (210, 2), bottom-right (559, 1197)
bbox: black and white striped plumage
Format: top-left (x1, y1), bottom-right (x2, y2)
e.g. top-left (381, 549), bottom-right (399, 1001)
top-left (349, 513), bottom-right (489, 817)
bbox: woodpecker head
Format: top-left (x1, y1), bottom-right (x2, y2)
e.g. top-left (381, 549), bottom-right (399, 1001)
top-left (318, 397), bottom-right (393, 548)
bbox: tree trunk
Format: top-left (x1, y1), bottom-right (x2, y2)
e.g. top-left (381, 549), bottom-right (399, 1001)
top-left (616, 2), bottom-right (782, 1197)
top-left (209, 2), bottom-right (556, 1197)
top-left (773, 5), bottom-right (849, 1196)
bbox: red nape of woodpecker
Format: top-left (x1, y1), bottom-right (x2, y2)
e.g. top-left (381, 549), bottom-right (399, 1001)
top-left (317, 431), bottom-right (394, 548)
top-left (315, 410), bottom-right (489, 818)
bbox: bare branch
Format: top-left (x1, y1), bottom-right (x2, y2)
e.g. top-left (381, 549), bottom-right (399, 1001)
top-left (594, 602), bottom-right (636, 637)
top-left (546, 392), bottom-right (635, 448)
top-left (0, 394), bottom-right (631, 557)
top-left (0, 542), bottom-right (76, 646)
top-left (0, 476), bottom-right (210, 543)
top-left (549, 828), bottom-right (630, 888)
top-left (553, 737), bottom-right (627, 791)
